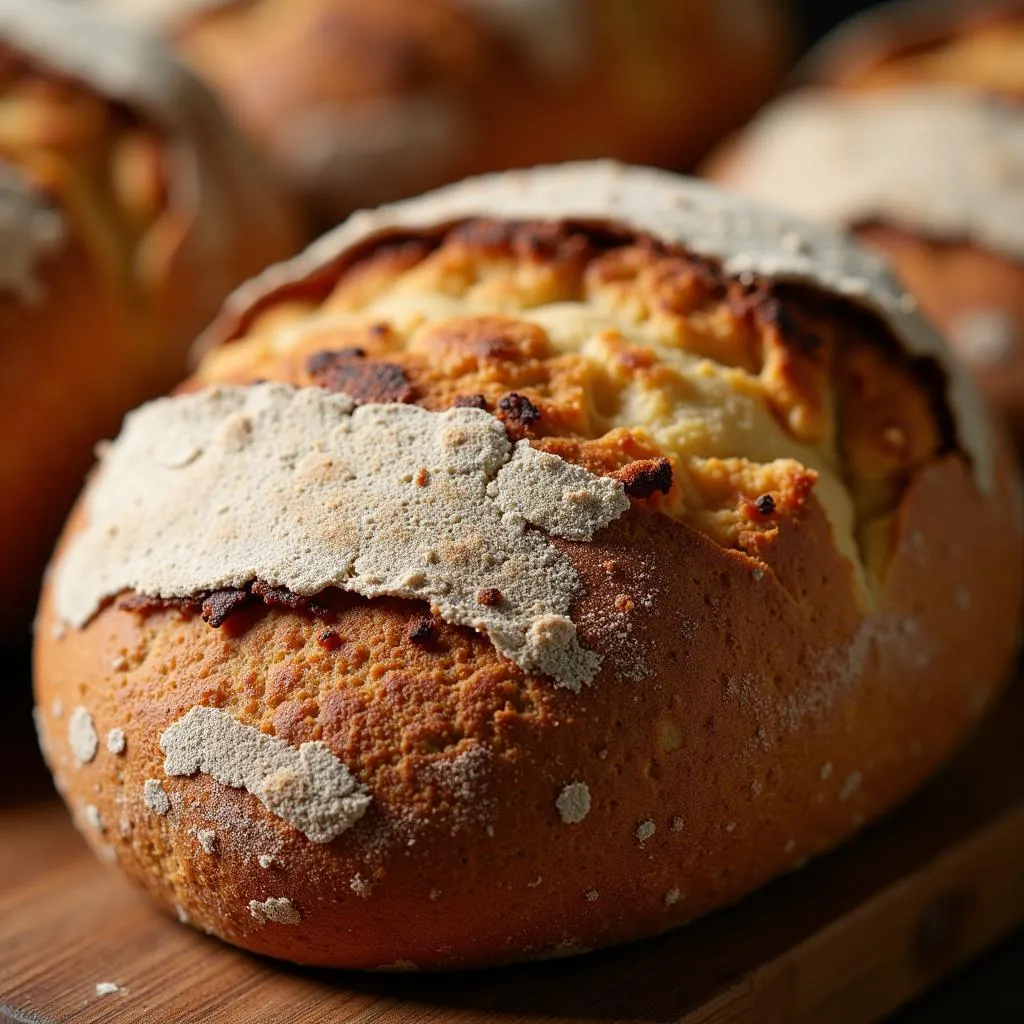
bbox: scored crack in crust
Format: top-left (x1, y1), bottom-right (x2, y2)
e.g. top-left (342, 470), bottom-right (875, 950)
top-left (33, 164), bottom-right (1022, 970)
top-left (191, 199), bottom-right (960, 595)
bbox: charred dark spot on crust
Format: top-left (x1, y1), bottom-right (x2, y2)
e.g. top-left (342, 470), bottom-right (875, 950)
top-left (497, 392), bottom-right (541, 427)
top-left (408, 616), bottom-right (436, 644)
top-left (306, 349), bottom-right (415, 404)
top-left (117, 592), bottom-right (200, 617)
top-left (118, 581), bottom-right (331, 628)
top-left (201, 589), bottom-right (255, 627)
top-left (250, 581), bottom-right (331, 616)
top-left (755, 493), bottom-right (776, 517)
top-left (317, 629), bottom-right (343, 650)
top-left (451, 394), bottom-right (488, 410)
top-left (307, 348), bottom-right (366, 373)
top-left (612, 458), bottom-right (673, 499)
top-left (448, 219), bottom-right (595, 265)
top-left (756, 295), bottom-right (825, 355)
top-left (476, 587), bottom-right (503, 607)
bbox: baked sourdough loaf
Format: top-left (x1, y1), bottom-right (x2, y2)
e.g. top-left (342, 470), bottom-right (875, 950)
top-left (91, 0), bottom-right (792, 222)
top-left (705, 1), bottom-right (1024, 442)
top-left (0, 0), bottom-right (301, 624)
top-left (34, 164), bottom-right (1023, 969)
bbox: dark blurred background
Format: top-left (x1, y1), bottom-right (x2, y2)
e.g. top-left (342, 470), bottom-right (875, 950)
top-left (800, 0), bottom-right (889, 43)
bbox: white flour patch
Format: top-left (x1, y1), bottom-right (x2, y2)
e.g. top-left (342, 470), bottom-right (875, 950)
top-left (635, 819), bottom-right (656, 845)
top-left (143, 779), bottom-right (170, 816)
top-left (68, 707), bottom-right (99, 767)
top-left (55, 385), bottom-right (627, 690)
top-left (161, 705), bottom-right (371, 843)
top-left (248, 897), bottom-right (300, 925)
top-left (106, 728), bottom-right (126, 755)
top-left (83, 804), bottom-right (105, 832)
top-left (556, 782), bottom-right (591, 824)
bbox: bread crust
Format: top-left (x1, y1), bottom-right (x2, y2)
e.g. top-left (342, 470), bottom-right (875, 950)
top-left (33, 445), bottom-right (1022, 968)
top-left (32, 166), bottom-right (1024, 968)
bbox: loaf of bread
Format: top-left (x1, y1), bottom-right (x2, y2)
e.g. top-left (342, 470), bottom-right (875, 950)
top-left (33, 164), bottom-right (1022, 969)
top-left (93, 0), bottom-right (793, 222)
top-left (0, 0), bottom-right (302, 625)
top-left (705, 1), bottom-right (1024, 442)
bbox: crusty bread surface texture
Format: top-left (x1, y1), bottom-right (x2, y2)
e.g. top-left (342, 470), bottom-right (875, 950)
top-left (34, 164), bottom-right (1023, 970)
top-left (0, 0), bottom-right (303, 625)
top-left (95, 0), bottom-right (792, 222)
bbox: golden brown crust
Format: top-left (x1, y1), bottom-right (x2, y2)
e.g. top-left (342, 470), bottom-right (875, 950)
top-left (33, 206), bottom-right (1023, 969)
top-left (0, 21), bottom-right (302, 625)
top-left (33, 443), bottom-right (1022, 967)
top-left (166, 0), bottom-right (793, 221)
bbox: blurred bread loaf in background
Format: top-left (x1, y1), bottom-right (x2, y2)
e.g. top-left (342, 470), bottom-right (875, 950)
top-left (0, 0), bottom-right (302, 629)
top-left (705, 0), bottom-right (1024, 442)
top-left (92, 0), bottom-right (794, 223)
top-left (804, 0), bottom-right (1024, 95)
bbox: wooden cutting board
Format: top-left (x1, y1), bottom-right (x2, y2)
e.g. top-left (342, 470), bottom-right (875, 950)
top-left (3, 678), bottom-right (1024, 1024)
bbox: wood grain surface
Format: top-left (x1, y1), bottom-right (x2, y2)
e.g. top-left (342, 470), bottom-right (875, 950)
top-left (2, 676), bottom-right (1024, 1024)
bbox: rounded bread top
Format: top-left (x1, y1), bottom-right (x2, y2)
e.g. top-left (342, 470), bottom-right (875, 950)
top-left (205, 160), bottom-right (994, 493)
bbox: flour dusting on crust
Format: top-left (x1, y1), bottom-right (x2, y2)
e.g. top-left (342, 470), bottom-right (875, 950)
top-left (143, 778), bottom-right (170, 816)
top-left (68, 706), bottom-right (99, 767)
top-left (160, 705), bottom-right (371, 843)
top-left (248, 896), bottom-right (301, 925)
top-left (556, 782), bottom-right (591, 824)
top-left (209, 162), bottom-right (992, 493)
top-left (54, 383), bottom-right (628, 688)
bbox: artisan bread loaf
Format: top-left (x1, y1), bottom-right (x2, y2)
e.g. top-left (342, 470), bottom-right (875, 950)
top-left (705, 2), bottom-right (1024, 443)
top-left (0, 0), bottom-right (302, 625)
top-left (91, 0), bottom-right (792, 222)
top-left (33, 164), bottom-right (1023, 969)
